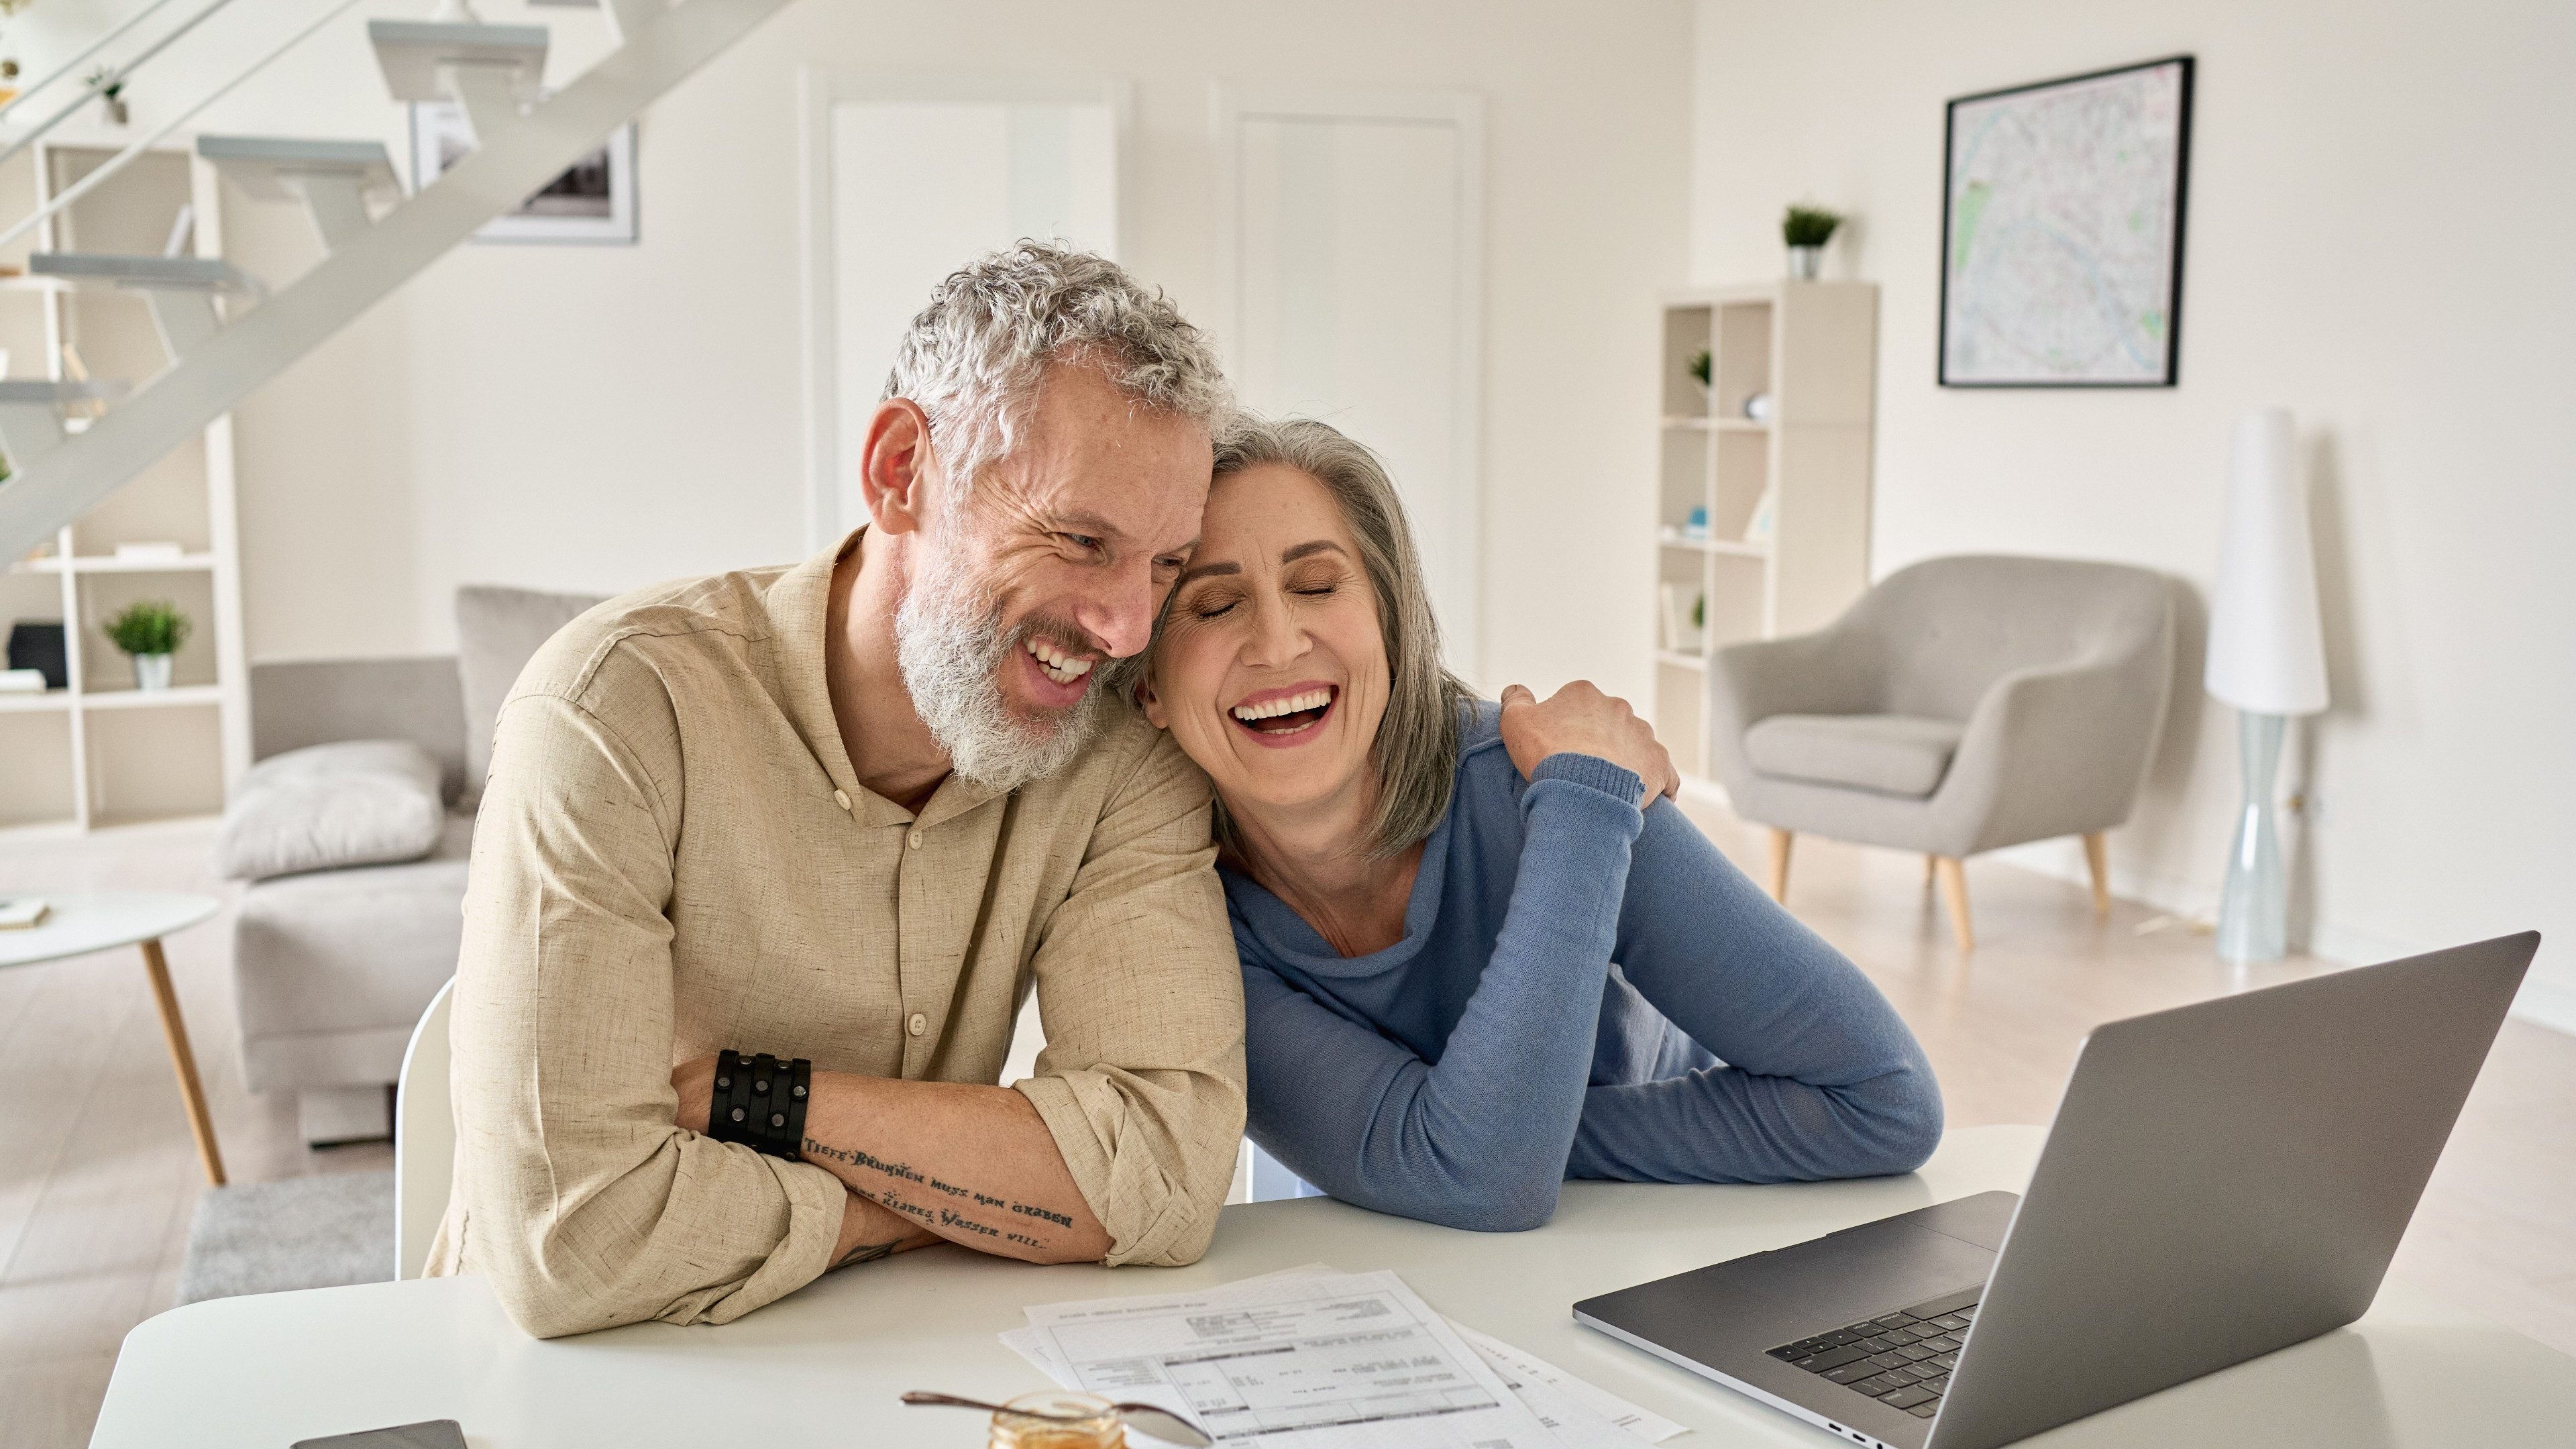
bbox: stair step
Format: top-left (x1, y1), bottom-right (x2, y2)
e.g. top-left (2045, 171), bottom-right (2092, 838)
top-left (196, 136), bottom-right (400, 196)
top-left (30, 253), bottom-right (266, 296)
top-left (369, 20), bottom-right (549, 105)
top-left (0, 380), bottom-right (131, 470)
top-left (0, 380), bottom-right (127, 403)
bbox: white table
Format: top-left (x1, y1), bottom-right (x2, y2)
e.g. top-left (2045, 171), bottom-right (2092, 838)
top-left (90, 1126), bottom-right (2575, 1447)
top-left (2, 890), bottom-right (225, 1185)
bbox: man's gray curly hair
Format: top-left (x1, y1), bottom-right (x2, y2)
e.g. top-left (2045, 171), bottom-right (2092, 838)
top-left (884, 241), bottom-right (1232, 493)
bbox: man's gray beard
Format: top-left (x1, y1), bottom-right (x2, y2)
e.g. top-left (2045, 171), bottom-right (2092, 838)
top-left (892, 551), bottom-right (1142, 794)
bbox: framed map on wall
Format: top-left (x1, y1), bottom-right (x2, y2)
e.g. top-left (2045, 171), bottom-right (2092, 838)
top-left (1939, 56), bottom-right (2194, 386)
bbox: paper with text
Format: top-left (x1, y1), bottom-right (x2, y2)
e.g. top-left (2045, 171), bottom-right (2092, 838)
top-left (1020, 1269), bottom-right (1560, 1447)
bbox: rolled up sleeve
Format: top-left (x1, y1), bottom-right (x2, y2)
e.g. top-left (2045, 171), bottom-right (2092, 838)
top-left (448, 688), bottom-right (845, 1338)
top-left (1013, 731), bottom-right (1246, 1267)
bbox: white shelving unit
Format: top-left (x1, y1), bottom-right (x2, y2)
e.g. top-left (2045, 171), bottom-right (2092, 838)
top-left (1652, 282), bottom-right (1877, 782)
top-left (0, 138), bottom-right (249, 833)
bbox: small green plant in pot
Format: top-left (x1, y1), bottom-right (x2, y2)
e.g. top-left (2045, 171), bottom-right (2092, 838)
top-left (105, 599), bottom-right (190, 691)
top-left (1782, 205), bottom-right (1843, 280)
top-left (1687, 347), bottom-right (1713, 407)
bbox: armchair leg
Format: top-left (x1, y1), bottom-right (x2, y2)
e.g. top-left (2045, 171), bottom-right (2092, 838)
top-left (1766, 828), bottom-right (1793, 903)
top-left (1933, 857), bottom-right (1975, 952)
top-left (2082, 832), bottom-right (2112, 918)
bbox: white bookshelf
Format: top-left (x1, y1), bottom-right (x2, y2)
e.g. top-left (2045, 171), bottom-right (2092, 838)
top-left (0, 138), bottom-right (249, 833)
top-left (1652, 282), bottom-right (1877, 782)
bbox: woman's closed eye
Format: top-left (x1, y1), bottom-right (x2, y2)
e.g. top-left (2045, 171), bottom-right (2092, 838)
top-left (1181, 585), bottom-right (1244, 620)
top-left (1285, 561), bottom-right (1352, 598)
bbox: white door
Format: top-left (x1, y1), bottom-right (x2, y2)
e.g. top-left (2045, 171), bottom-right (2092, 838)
top-left (1218, 88), bottom-right (1486, 680)
top-left (803, 76), bottom-right (1124, 543)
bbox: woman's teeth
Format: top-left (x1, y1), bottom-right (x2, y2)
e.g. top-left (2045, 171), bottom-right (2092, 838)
top-left (1232, 688), bottom-right (1334, 722)
top-left (1024, 636), bottom-right (1094, 686)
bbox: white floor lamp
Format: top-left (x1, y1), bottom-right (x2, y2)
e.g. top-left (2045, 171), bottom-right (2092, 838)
top-left (2204, 408), bottom-right (2328, 963)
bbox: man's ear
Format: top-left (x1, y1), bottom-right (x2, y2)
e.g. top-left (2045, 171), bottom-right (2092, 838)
top-left (1137, 673), bottom-right (1169, 730)
top-left (858, 399), bottom-right (938, 536)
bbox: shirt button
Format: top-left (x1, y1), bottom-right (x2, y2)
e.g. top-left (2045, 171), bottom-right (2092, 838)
top-left (906, 1012), bottom-right (927, 1037)
top-left (907, 830), bottom-right (924, 849)
top-left (833, 790), bottom-right (851, 810)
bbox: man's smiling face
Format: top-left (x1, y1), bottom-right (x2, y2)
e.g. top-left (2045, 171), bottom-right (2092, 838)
top-left (894, 361), bottom-right (1212, 789)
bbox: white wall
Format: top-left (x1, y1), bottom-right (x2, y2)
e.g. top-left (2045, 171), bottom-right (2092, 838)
top-left (1692, 0), bottom-right (2576, 1028)
top-left (56, 0), bottom-right (1691, 708)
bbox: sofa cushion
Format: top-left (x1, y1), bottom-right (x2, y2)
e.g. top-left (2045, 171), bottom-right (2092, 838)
top-left (215, 741), bottom-right (446, 881)
top-left (455, 584), bottom-right (609, 805)
top-left (1743, 713), bottom-right (1966, 799)
top-left (232, 812), bottom-right (472, 1092)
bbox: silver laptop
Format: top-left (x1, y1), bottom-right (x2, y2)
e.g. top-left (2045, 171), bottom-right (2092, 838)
top-left (1572, 932), bottom-right (2538, 1449)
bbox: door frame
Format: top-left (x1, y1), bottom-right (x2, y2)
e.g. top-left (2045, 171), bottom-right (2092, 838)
top-left (798, 68), bottom-right (1132, 549)
top-left (1210, 84), bottom-right (1487, 678)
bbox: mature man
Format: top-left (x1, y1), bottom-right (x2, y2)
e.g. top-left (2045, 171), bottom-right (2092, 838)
top-left (428, 244), bottom-right (1246, 1338)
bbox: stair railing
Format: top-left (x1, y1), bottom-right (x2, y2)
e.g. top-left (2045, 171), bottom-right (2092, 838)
top-left (0, 0), bottom-right (364, 256)
top-left (0, 0), bottom-right (193, 122)
top-left (0, 0), bottom-right (245, 172)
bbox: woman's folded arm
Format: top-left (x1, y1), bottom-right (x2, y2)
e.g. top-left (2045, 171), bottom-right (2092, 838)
top-left (1567, 800), bottom-right (1943, 1183)
top-left (1243, 756), bottom-right (1647, 1230)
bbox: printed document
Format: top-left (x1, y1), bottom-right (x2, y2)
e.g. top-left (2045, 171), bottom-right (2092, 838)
top-left (1005, 1267), bottom-right (1686, 1448)
top-left (1020, 1268), bottom-right (1559, 1447)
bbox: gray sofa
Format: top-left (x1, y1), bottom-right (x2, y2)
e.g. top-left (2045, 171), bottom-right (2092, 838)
top-left (232, 586), bottom-right (603, 1144)
top-left (1707, 555), bottom-right (2176, 953)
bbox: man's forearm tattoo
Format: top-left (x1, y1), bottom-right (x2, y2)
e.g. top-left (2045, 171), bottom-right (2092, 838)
top-left (802, 1136), bottom-right (1082, 1245)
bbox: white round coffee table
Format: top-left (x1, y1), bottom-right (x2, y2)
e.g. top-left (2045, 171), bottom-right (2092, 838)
top-left (0, 891), bottom-right (227, 1184)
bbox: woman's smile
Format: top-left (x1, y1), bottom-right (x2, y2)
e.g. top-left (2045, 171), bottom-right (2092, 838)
top-left (1228, 682), bottom-right (1341, 747)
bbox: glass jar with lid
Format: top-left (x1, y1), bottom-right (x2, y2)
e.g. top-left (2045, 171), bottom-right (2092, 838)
top-left (987, 1391), bottom-right (1126, 1449)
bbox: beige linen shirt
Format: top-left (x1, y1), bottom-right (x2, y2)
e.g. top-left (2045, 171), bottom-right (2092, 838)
top-left (426, 535), bottom-right (1246, 1338)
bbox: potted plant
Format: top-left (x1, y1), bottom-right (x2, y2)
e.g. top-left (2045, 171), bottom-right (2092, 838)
top-left (1688, 347), bottom-right (1713, 407)
top-left (1782, 205), bottom-right (1843, 280)
top-left (86, 66), bottom-right (127, 126)
top-left (105, 599), bottom-right (190, 690)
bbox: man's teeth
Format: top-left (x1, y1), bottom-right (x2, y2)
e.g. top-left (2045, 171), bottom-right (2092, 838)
top-left (1024, 637), bottom-right (1094, 684)
top-left (1232, 688), bottom-right (1334, 722)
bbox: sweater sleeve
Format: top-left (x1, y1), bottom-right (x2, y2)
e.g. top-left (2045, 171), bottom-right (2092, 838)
top-left (1565, 799), bottom-right (1944, 1183)
top-left (1242, 753), bottom-right (1644, 1232)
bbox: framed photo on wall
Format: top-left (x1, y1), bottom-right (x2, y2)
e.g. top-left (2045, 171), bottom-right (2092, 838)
top-left (409, 103), bottom-right (639, 245)
top-left (1939, 55), bottom-right (2192, 386)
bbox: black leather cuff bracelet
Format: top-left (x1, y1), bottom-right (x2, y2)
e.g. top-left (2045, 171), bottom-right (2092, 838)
top-left (708, 1049), bottom-right (812, 1159)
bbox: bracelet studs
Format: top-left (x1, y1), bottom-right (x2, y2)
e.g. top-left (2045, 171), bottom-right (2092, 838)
top-left (708, 1048), bottom-right (812, 1159)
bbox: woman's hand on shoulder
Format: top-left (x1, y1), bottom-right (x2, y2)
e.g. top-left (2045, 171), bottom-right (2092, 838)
top-left (1497, 682), bottom-right (1681, 806)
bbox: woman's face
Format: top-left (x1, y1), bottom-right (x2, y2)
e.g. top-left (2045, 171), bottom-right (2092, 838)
top-left (1144, 464), bottom-right (1389, 823)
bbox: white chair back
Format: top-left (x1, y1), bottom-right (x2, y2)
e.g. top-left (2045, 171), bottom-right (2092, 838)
top-left (394, 976), bottom-right (457, 1280)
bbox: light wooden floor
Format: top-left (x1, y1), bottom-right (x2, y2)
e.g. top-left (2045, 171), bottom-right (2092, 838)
top-left (1, 811), bottom-right (2570, 1446)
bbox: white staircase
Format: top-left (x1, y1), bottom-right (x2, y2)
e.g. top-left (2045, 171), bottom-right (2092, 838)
top-left (0, 0), bottom-right (796, 561)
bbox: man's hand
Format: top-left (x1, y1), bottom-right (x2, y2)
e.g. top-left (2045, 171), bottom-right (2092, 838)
top-left (1498, 681), bottom-right (1681, 806)
top-left (672, 1053), bottom-right (718, 1134)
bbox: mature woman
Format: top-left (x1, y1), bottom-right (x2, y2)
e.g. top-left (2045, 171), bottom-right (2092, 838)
top-left (1139, 415), bottom-right (1943, 1231)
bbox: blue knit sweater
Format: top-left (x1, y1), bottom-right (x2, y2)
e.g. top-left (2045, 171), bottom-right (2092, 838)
top-left (1224, 703), bottom-right (1943, 1231)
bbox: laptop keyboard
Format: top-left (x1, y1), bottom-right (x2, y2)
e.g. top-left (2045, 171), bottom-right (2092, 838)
top-left (1766, 1303), bottom-right (1977, 1420)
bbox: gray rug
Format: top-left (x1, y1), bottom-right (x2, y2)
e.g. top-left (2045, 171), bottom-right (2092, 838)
top-left (176, 1169), bottom-right (395, 1305)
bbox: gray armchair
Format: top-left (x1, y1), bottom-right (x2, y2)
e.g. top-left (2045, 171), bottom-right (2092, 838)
top-left (1708, 555), bottom-right (2176, 950)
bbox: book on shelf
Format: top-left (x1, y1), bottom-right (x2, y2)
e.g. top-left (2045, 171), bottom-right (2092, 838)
top-left (0, 898), bottom-right (50, 930)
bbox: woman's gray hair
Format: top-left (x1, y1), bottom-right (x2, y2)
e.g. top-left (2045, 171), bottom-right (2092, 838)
top-left (885, 241), bottom-right (1232, 493)
top-left (1205, 415), bottom-right (1476, 859)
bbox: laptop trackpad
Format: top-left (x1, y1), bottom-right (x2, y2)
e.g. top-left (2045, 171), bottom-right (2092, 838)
top-left (1713, 1218), bottom-right (1998, 1326)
